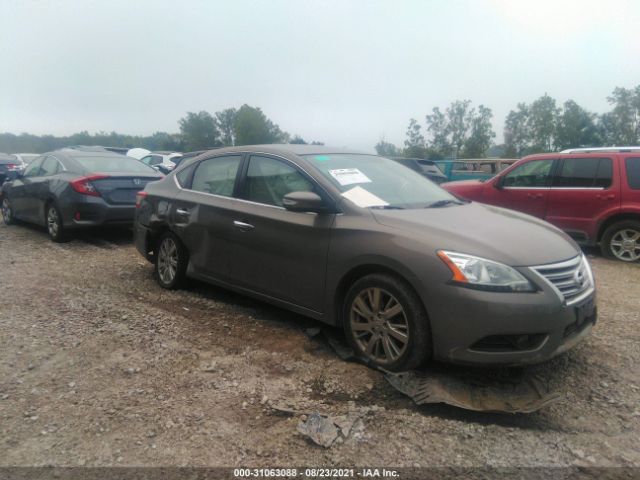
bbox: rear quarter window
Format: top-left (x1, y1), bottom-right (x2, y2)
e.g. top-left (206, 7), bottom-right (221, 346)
top-left (175, 163), bottom-right (196, 188)
top-left (625, 158), bottom-right (640, 189)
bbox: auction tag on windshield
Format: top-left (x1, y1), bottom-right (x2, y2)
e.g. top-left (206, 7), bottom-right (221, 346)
top-left (328, 168), bottom-right (371, 186)
top-left (341, 186), bottom-right (388, 208)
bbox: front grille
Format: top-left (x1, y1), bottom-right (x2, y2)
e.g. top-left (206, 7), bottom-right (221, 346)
top-left (531, 255), bottom-right (593, 305)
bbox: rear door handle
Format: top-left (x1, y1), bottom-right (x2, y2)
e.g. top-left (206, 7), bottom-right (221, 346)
top-left (596, 194), bottom-right (615, 200)
top-left (176, 208), bottom-right (190, 216)
top-left (527, 193), bottom-right (544, 199)
top-left (233, 220), bottom-right (254, 231)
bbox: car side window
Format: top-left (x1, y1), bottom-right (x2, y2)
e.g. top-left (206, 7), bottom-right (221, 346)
top-left (191, 155), bottom-right (242, 196)
top-left (175, 163), bottom-right (196, 188)
top-left (503, 159), bottom-right (554, 187)
top-left (243, 155), bottom-right (315, 207)
top-left (552, 158), bottom-right (612, 188)
top-left (625, 158), bottom-right (640, 190)
top-left (40, 156), bottom-right (60, 176)
top-left (23, 158), bottom-right (43, 178)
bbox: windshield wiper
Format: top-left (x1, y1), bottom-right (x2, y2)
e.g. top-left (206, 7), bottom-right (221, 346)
top-left (370, 205), bottom-right (405, 210)
top-left (425, 199), bottom-right (464, 208)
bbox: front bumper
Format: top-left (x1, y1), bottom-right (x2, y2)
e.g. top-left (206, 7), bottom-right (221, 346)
top-left (427, 284), bottom-right (596, 366)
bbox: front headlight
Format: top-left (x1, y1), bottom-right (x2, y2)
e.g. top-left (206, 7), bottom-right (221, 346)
top-left (437, 250), bottom-right (535, 292)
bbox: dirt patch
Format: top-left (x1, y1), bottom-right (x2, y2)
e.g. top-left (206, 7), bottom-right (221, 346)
top-left (0, 223), bottom-right (639, 468)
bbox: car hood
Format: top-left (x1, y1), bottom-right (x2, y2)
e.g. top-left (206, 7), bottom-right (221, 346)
top-left (371, 202), bottom-right (579, 267)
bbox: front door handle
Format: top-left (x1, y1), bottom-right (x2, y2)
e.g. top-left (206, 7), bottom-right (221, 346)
top-left (233, 220), bottom-right (254, 231)
top-left (176, 208), bottom-right (190, 216)
top-left (527, 193), bottom-right (544, 199)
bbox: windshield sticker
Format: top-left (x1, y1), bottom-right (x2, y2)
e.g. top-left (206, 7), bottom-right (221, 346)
top-left (328, 168), bottom-right (372, 186)
top-left (341, 186), bottom-right (388, 208)
top-left (314, 155), bottom-right (331, 162)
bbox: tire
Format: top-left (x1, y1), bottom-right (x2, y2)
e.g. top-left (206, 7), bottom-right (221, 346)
top-left (154, 231), bottom-right (189, 289)
top-left (2, 197), bottom-right (15, 225)
top-left (343, 273), bottom-right (431, 372)
top-left (45, 203), bottom-right (68, 243)
top-left (600, 220), bottom-right (640, 263)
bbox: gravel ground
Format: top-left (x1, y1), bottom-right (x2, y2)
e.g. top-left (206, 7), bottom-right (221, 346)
top-left (0, 221), bottom-right (639, 469)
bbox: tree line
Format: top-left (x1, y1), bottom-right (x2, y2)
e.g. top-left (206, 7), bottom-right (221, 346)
top-left (1, 85), bottom-right (638, 157)
top-left (0, 104), bottom-right (322, 154)
top-left (377, 84), bottom-right (640, 159)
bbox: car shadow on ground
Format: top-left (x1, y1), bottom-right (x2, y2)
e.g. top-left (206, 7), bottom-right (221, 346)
top-left (8, 221), bottom-right (134, 247)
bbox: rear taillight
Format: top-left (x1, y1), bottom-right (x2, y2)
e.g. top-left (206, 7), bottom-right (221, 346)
top-left (135, 191), bottom-right (148, 208)
top-left (6, 163), bottom-right (19, 171)
top-left (70, 174), bottom-right (109, 196)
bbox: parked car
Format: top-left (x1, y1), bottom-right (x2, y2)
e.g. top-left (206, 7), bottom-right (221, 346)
top-left (13, 153), bottom-right (40, 167)
top-left (390, 157), bottom-right (448, 183)
top-left (134, 145), bottom-right (595, 371)
top-left (0, 153), bottom-right (25, 184)
top-left (436, 159), bottom-right (517, 182)
top-left (442, 147), bottom-right (640, 263)
top-left (140, 151), bottom-right (182, 175)
top-left (170, 150), bottom-right (207, 170)
top-left (1, 147), bottom-right (162, 241)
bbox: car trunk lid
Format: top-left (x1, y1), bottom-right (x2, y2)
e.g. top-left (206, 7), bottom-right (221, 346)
top-left (91, 174), bottom-right (161, 205)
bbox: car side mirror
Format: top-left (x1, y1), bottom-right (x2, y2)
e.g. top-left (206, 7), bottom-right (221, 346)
top-left (494, 176), bottom-right (504, 189)
top-left (283, 191), bottom-right (328, 213)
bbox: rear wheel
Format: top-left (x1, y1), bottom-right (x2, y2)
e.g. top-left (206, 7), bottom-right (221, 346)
top-left (2, 198), bottom-right (15, 225)
top-left (601, 220), bottom-right (640, 262)
top-left (155, 232), bottom-right (188, 289)
top-left (46, 203), bottom-right (68, 242)
top-left (343, 273), bottom-right (431, 372)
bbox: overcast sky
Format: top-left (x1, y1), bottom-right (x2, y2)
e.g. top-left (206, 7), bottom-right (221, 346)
top-left (1, 0), bottom-right (639, 152)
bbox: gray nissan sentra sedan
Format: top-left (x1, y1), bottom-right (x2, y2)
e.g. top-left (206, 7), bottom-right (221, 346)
top-left (134, 145), bottom-right (596, 371)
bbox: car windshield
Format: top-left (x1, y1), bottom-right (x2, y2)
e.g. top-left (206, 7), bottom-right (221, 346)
top-left (74, 156), bottom-right (158, 174)
top-left (305, 154), bottom-right (458, 209)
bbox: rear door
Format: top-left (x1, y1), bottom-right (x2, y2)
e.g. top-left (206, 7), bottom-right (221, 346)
top-left (621, 156), bottom-right (640, 209)
top-left (170, 154), bottom-right (244, 282)
top-left (545, 156), bottom-right (618, 243)
top-left (227, 154), bottom-right (334, 312)
top-left (483, 158), bottom-right (556, 218)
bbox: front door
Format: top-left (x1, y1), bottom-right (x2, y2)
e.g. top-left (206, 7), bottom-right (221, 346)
top-left (9, 158), bottom-right (43, 220)
top-left (228, 154), bottom-right (334, 313)
top-left (483, 158), bottom-right (556, 218)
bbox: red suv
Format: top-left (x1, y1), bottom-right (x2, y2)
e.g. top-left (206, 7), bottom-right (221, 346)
top-left (442, 148), bottom-right (640, 262)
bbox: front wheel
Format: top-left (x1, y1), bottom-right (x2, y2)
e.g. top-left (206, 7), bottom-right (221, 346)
top-left (343, 273), bottom-right (431, 372)
top-left (2, 197), bottom-right (15, 225)
top-left (155, 232), bottom-right (188, 289)
top-left (601, 221), bottom-right (640, 263)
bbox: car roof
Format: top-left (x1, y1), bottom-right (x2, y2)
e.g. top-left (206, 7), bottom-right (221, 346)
top-left (560, 146), bottom-right (640, 154)
top-left (0, 152), bottom-right (15, 161)
top-left (523, 147), bottom-right (640, 161)
top-left (196, 144), bottom-right (367, 158)
top-left (53, 147), bottom-right (127, 158)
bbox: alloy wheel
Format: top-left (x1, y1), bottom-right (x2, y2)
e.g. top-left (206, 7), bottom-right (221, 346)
top-left (47, 207), bottom-right (60, 238)
top-left (610, 228), bottom-right (640, 262)
top-left (157, 237), bottom-right (179, 284)
top-left (1, 199), bottom-right (11, 224)
top-left (349, 287), bottom-right (409, 365)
